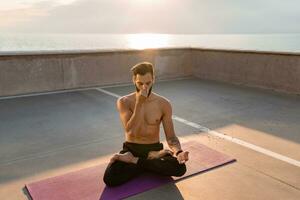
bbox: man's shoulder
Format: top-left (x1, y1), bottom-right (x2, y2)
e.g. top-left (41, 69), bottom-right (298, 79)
top-left (156, 94), bottom-right (169, 102)
top-left (118, 93), bottom-right (135, 104)
top-left (154, 93), bottom-right (171, 107)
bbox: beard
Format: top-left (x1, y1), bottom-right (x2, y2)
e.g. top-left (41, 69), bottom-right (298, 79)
top-left (135, 84), bottom-right (153, 97)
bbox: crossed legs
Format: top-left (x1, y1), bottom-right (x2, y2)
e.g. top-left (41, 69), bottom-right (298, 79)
top-left (103, 151), bottom-right (186, 187)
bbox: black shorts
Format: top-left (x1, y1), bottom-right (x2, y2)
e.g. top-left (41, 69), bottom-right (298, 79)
top-left (120, 142), bottom-right (164, 158)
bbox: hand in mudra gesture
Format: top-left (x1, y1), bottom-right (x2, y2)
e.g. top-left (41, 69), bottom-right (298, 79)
top-left (176, 151), bottom-right (189, 164)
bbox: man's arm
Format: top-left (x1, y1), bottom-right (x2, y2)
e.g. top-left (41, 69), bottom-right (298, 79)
top-left (161, 99), bottom-right (182, 154)
top-left (117, 97), bottom-right (145, 134)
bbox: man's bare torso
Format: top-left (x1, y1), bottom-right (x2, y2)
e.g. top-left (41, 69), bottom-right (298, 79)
top-left (122, 92), bottom-right (165, 144)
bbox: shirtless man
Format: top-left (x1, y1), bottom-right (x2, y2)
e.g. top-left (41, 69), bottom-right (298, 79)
top-left (103, 62), bottom-right (189, 187)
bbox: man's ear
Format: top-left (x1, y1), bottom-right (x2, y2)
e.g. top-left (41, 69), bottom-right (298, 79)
top-left (152, 75), bottom-right (156, 84)
top-left (132, 76), bottom-right (136, 84)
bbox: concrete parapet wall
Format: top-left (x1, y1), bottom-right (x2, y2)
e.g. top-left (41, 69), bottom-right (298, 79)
top-left (0, 48), bottom-right (299, 97)
top-left (0, 49), bottom-right (193, 97)
top-left (192, 49), bottom-right (300, 94)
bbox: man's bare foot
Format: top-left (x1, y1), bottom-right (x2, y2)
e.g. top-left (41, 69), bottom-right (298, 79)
top-left (147, 149), bottom-right (173, 159)
top-left (109, 152), bottom-right (139, 164)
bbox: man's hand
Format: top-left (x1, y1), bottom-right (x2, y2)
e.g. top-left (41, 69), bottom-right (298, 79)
top-left (176, 151), bottom-right (189, 164)
top-left (136, 88), bottom-right (148, 104)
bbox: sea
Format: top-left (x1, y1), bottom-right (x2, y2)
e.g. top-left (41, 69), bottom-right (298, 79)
top-left (0, 33), bottom-right (300, 54)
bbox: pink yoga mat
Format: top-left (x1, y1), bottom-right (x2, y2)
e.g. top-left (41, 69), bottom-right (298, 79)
top-left (25, 141), bottom-right (236, 200)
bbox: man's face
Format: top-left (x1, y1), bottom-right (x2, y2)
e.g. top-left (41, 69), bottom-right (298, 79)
top-left (133, 73), bottom-right (154, 97)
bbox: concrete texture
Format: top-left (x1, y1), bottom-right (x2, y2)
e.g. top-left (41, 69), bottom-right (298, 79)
top-left (1, 48), bottom-right (300, 97)
top-left (0, 78), bottom-right (299, 200)
top-left (192, 49), bottom-right (300, 94)
top-left (0, 49), bottom-right (193, 97)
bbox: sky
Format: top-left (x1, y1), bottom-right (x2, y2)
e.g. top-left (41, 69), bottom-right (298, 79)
top-left (0, 0), bottom-right (300, 34)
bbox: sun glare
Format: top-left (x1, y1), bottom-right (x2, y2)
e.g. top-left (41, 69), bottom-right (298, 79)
top-left (126, 33), bottom-right (170, 50)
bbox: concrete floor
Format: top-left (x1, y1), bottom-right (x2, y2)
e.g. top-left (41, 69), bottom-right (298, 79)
top-left (0, 77), bottom-right (299, 200)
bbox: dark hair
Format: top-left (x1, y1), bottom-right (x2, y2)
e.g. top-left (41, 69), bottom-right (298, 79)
top-left (130, 62), bottom-right (154, 77)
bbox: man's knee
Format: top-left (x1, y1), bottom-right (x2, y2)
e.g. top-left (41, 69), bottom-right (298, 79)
top-left (103, 173), bottom-right (122, 187)
top-left (164, 156), bottom-right (187, 177)
top-left (103, 163), bottom-right (122, 187)
top-left (173, 163), bottom-right (186, 177)
top-left (103, 161), bottom-right (140, 187)
top-left (103, 166), bottom-right (125, 187)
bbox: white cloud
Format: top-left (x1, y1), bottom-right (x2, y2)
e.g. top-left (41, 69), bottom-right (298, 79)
top-left (0, 0), bottom-right (299, 33)
top-left (0, 0), bottom-right (78, 9)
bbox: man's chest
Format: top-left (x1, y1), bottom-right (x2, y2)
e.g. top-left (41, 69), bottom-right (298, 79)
top-left (143, 103), bottom-right (163, 125)
top-left (130, 101), bottom-right (163, 126)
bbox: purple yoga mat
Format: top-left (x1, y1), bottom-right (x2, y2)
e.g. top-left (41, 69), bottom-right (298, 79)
top-left (25, 141), bottom-right (236, 200)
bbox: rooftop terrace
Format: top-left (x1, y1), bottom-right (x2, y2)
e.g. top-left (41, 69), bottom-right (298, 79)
top-left (0, 48), bottom-right (299, 199)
